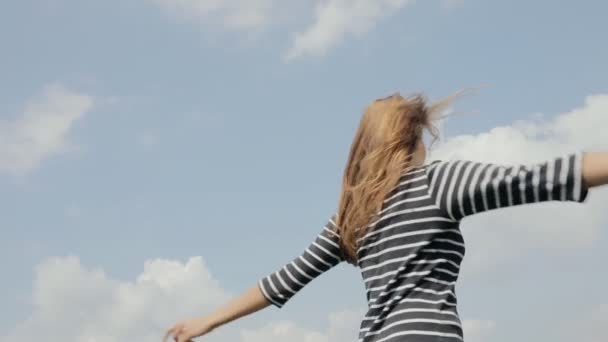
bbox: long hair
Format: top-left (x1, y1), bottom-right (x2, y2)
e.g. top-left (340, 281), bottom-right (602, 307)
top-left (335, 92), bottom-right (457, 264)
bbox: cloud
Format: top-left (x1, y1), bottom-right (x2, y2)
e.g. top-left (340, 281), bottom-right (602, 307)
top-left (241, 309), bottom-right (363, 342)
top-left (2, 256), bottom-right (230, 342)
top-left (150, 0), bottom-right (279, 31)
top-left (150, 0), bottom-right (417, 60)
top-left (431, 94), bottom-right (608, 163)
top-left (3, 256), bottom-right (366, 342)
top-left (429, 94), bottom-right (608, 274)
top-left (285, 0), bottom-right (414, 61)
top-left (0, 83), bottom-right (93, 176)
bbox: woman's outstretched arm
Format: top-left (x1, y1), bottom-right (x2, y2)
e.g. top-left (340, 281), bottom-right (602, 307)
top-left (583, 151), bottom-right (608, 188)
top-left (426, 151), bottom-right (596, 221)
top-left (208, 284), bottom-right (271, 325)
top-left (163, 285), bottom-right (270, 342)
top-left (163, 215), bottom-right (343, 342)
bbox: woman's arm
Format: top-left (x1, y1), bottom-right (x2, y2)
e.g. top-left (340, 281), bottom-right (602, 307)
top-left (209, 285), bottom-right (271, 326)
top-left (163, 215), bottom-right (343, 342)
top-left (427, 151), bottom-right (590, 221)
top-left (583, 151), bottom-right (608, 188)
top-left (163, 285), bottom-right (270, 342)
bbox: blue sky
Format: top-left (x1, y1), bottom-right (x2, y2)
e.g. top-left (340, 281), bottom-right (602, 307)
top-left (1, 1), bottom-right (607, 341)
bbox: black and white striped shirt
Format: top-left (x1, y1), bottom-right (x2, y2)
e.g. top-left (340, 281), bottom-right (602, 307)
top-left (259, 152), bottom-right (588, 342)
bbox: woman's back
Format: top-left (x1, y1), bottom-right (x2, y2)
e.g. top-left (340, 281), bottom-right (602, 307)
top-left (357, 163), bottom-right (463, 342)
top-left (259, 152), bottom-right (588, 342)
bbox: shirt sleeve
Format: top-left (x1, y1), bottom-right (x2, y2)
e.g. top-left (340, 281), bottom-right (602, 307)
top-left (257, 215), bottom-right (343, 308)
top-left (426, 151), bottom-right (589, 221)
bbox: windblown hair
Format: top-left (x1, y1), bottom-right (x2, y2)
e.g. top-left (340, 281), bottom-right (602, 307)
top-left (335, 92), bottom-right (457, 264)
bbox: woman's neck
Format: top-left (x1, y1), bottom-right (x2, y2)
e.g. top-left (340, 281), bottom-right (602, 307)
top-left (410, 148), bottom-right (426, 168)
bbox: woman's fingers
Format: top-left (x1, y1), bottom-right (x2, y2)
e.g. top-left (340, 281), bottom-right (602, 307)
top-left (164, 317), bottom-right (210, 342)
top-left (162, 329), bottom-right (172, 342)
top-left (163, 324), bottom-right (183, 342)
top-left (176, 330), bottom-right (193, 342)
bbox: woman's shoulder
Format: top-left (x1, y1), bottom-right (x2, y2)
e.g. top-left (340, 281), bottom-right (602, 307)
top-left (422, 159), bottom-right (445, 170)
top-left (400, 160), bottom-right (442, 179)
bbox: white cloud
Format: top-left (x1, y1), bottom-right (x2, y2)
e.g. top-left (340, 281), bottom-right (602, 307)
top-left (150, 0), bottom-right (417, 60)
top-left (3, 256), bottom-right (366, 342)
top-left (429, 94), bottom-right (608, 274)
top-left (431, 94), bottom-right (608, 164)
top-left (285, 0), bottom-right (414, 61)
top-left (0, 83), bottom-right (92, 176)
top-left (241, 309), bottom-right (363, 342)
top-left (2, 256), bottom-right (230, 342)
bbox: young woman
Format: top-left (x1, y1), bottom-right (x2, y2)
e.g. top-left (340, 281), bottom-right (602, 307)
top-left (163, 93), bottom-right (608, 342)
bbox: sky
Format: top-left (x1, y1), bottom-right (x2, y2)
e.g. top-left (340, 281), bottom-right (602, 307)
top-left (1, 0), bottom-right (607, 341)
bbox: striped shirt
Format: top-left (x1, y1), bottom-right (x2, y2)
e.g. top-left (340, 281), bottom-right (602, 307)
top-left (258, 152), bottom-right (588, 342)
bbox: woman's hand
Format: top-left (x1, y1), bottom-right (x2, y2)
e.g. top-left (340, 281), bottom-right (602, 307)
top-left (583, 151), bottom-right (608, 188)
top-left (163, 316), bottom-right (216, 342)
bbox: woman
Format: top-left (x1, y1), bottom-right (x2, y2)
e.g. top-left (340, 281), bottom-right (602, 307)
top-left (164, 93), bottom-right (608, 342)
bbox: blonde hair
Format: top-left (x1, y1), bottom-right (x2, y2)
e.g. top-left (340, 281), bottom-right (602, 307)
top-left (335, 92), bottom-right (456, 264)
